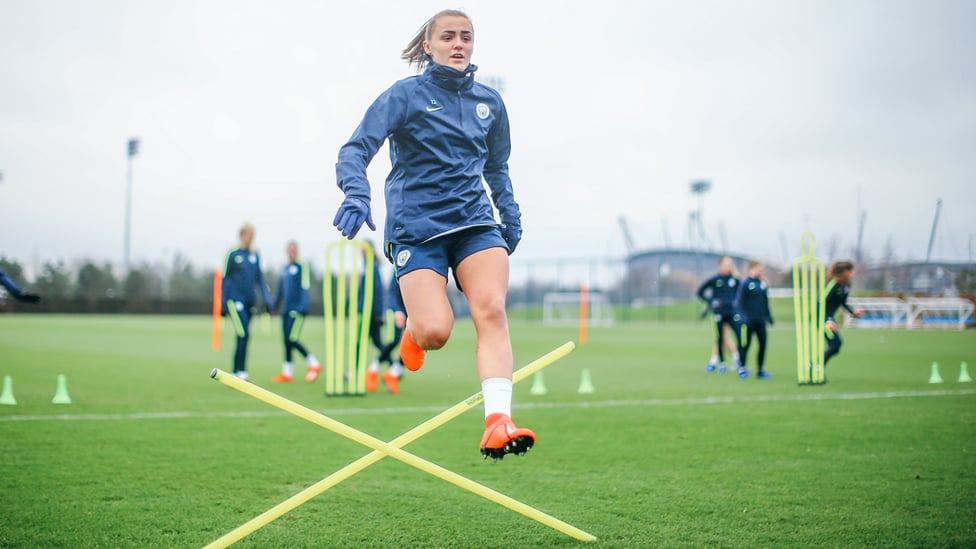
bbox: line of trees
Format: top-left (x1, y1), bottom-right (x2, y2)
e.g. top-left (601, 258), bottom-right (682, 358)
top-left (2, 253), bottom-right (495, 318)
top-left (0, 255), bottom-right (325, 315)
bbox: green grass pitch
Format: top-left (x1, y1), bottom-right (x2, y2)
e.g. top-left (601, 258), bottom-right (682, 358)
top-left (1, 313), bottom-right (974, 548)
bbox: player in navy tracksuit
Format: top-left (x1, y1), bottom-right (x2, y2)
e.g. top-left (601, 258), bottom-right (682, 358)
top-left (735, 260), bottom-right (774, 379)
top-left (697, 256), bottom-right (744, 376)
top-left (353, 241), bottom-right (386, 387)
top-left (366, 273), bottom-right (407, 394)
top-left (359, 242), bottom-right (386, 356)
top-left (271, 241), bottom-right (321, 383)
top-left (332, 9), bottom-right (533, 460)
top-left (0, 268), bottom-right (41, 304)
top-left (824, 261), bottom-right (862, 366)
top-left (379, 274), bottom-right (407, 371)
top-left (221, 223), bottom-right (273, 381)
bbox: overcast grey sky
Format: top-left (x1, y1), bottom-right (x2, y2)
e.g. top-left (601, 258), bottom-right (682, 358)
top-left (1, 0), bottom-right (974, 277)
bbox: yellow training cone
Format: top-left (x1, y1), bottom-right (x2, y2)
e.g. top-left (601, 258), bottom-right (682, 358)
top-left (959, 362), bottom-right (973, 383)
top-left (52, 374), bottom-right (72, 404)
top-left (529, 372), bottom-right (548, 395)
top-left (928, 362), bottom-right (943, 384)
top-left (577, 368), bottom-right (595, 394)
top-left (0, 376), bottom-right (16, 406)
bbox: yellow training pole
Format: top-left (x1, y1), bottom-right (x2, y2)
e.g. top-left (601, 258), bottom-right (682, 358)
top-left (323, 240), bottom-right (374, 395)
top-left (792, 232), bottom-right (826, 384)
top-left (206, 342), bottom-right (595, 546)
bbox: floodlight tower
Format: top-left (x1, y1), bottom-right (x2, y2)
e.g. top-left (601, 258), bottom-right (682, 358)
top-left (123, 137), bottom-right (140, 274)
top-left (690, 180), bottom-right (711, 252)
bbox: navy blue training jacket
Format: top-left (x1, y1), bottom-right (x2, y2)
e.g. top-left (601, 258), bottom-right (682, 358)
top-left (274, 260), bottom-right (310, 315)
top-left (697, 274), bottom-right (740, 315)
top-left (823, 280), bottom-right (854, 321)
top-left (735, 276), bottom-right (773, 324)
top-left (222, 248), bottom-right (272, 309)
top-left (335, 61), bottom-right (520, 253)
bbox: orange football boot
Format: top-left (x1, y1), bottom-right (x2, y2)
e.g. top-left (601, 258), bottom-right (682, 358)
top-left (399, 330), bottom-right (426, 372)
top-left (365, 369), bottom-right (379, 392)
top-left (304, 363), bottom-right (321, 383)
top-left (382, 369), bottom-right (400, 394)
top-left (479, 413), bottom-right (536, 461)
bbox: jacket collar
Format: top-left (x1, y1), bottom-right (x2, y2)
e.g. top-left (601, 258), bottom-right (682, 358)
top-left (425, 59), bottom-right (478, 92)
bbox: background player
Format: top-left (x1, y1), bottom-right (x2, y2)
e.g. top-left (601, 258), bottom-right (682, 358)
top-left (366, 274), bottom-right (406, 394)
top-left (735, 259), bottom-right (774, 379)
top-left (697, 256), bottom-right (744, 377)
top-left (824, 260), bottom-right (863, 367)
top-left (271, 240), bottom-right (321, 383)
top-left (0, 268), bottom-right (41, 304)
top-left (221, 223), bottom-right (272, 381)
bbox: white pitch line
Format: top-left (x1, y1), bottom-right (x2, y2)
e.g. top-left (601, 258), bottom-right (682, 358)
top-left (516, 388), bottom-right (976, 410)
top-left (1, 388), bottom-right (973, 423)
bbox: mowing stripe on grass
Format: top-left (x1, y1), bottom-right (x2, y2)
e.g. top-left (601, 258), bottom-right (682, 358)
top-left (2, 388), bottom-right (973, 423)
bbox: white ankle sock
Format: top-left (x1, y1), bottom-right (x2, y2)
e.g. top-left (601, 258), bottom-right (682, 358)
top-left (482, 377), bottom-right (512, 420)
top-left (282, 362), bottom-right (294, 377)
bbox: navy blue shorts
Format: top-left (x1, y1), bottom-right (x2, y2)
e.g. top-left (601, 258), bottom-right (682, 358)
top-left (387, 226), bottom-right (506, 290)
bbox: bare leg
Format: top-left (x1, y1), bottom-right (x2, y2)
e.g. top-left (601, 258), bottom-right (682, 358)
top-left (455, 247), bottom-right (512, 381)
top-left (398, 268), bottom-right (453, 351)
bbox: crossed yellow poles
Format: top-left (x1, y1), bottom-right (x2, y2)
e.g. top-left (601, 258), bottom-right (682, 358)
top-left (205, 341), bottom-right (595, 547)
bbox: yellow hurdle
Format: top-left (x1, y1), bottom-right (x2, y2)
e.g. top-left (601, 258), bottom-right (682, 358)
top-left (323, 239), bottom-right (375, 395)
top-left (205, 342), bottom-right (596, 547)
top-left (792, 232), bottom-right (827, 385)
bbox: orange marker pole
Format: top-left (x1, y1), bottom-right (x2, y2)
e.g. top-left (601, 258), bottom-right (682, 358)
top-left (579, 284), bottom-right (588, 345)
top-left (212, 269), bottom-right (221, 351)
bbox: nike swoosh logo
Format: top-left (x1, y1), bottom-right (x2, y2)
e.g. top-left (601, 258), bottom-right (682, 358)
top-left (426, 105), bottom-right (443, 112)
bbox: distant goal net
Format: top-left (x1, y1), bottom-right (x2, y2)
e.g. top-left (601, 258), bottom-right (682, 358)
top-left (907, 297), bottom-right (974, 330)
top-left (844, 296), bottom-right (974, 330)
top-left (542, 291), bottom-right (615, 326)
top-left (843, 298), bottom-right (910, 328)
